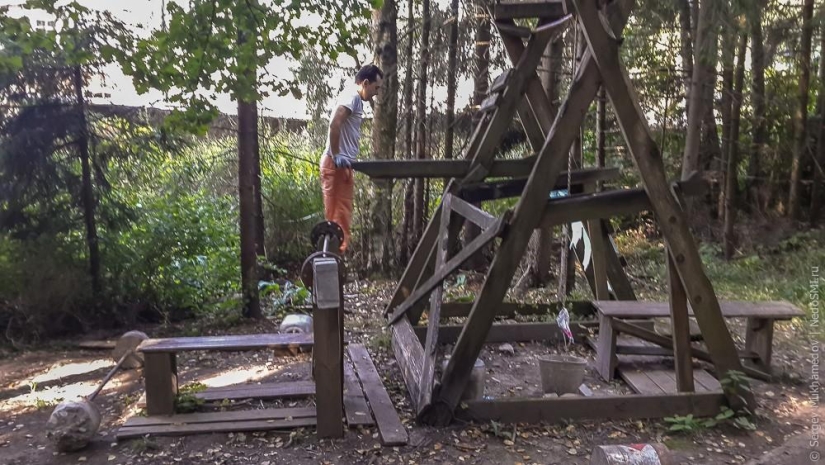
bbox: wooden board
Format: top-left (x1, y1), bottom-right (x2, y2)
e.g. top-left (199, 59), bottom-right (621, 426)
top-left (195, 381), bottom-right (315, 402)
top-left (440, 301), bottom-right (596, 319)
top-left (139, 333), bottom-right (314, 353)
top-left (458, 167), bottom-right (621, 203)
top-left (351, 158), bottom-right (537, 179)
top-left (415, 321), bottom-right (596, 344)
top-left (312, 306), bottom-right (344, 438)
top-left (391, 317), bottom-right (424, 406)
top-left (348, 344), bottom-right (408, 446)
top-left (593, 300), bottom-right (804, 319)
top-left (123, 407), bottom-right (316, 428)
top-left (459, 392), bottom-right (726, 424)
top-left (118, 416), bottom-right (316, 439)
top-left (344, 362), bottom-right (374, 426)
top-left (618, 366), bottom-right (722, 396)
top-left (492, 0), bottom-right (566, 20)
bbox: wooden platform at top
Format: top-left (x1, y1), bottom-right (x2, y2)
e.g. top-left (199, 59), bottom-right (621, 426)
top-left (492, 0), bottom-right (567, 20)
top-left (593, 300), bottom-right (804, 320)
top-left (138, 333), bottom-right (314, 353)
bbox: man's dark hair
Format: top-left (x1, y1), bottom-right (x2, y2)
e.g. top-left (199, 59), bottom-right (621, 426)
top-left (355, 64), bottom-right (383, 84)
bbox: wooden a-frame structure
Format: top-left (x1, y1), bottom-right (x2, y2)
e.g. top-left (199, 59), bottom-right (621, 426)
top-left (363, 0), bottom-right (754, 426)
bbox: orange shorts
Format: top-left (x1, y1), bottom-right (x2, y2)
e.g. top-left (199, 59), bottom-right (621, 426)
top-left (320, 154), bottom-right (354, 253)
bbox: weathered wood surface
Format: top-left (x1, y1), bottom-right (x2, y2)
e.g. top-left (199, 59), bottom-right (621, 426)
top-left (491, 0), bottom-right (566, 20)
top-left (117, 409), bottom-right (316, 439)
top-left (144, 352), bottom-right (177, 416)
top-left (449, 195), bottom-right (496, 229)
top-left (348, 344), bottom-right (408, 446)
top-left (391, 317), bottom-right (424, 407)
top-left (619, 367), bottom-right (722, 395)
top-left (344, 362), bottom-right (374, 426)
top-left (351, 158), bottom-right (538, 179)
top-left (593, 300), bottom-right (804, 319)
top-left (459, 167), bottom-right (621, 203)
top-left (414, 321), bottom-right (596, 344)
top-left (194, 381), bottom-right (315, 402)
top-left (668, 253), bottom-right (695, 392)
top-left (459, 392), bottom-right (727, 424)
top-left (440, 301), bottom-right (596, 319)
top-left (138, 333), bottom-right (313, 353)
top-left (313, 306), bottom-right (344, 438)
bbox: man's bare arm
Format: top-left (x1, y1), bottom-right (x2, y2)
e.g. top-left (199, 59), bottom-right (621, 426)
top-left (329, 106), bottom-right (351, 155)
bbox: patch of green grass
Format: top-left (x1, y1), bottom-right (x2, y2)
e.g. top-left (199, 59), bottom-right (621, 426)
top-left (369, 330), bottom-right (392, 351)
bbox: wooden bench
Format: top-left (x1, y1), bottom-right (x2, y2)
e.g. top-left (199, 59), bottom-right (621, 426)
top-left (138, 333), bottom-right (314, 416)
top-left (593, 300), bottom-right (805, 382)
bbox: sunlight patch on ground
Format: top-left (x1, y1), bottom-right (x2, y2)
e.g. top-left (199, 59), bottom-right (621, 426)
top-left (18, 359), bottom-right (113, 389)
top-left (197, 363), bottom-right (288, 388)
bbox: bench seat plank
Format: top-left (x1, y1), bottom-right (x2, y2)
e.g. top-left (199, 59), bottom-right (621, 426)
top-left (138, 333), bottom-right (314, 353)
top-left (593, 300), bottom-right (804, 319)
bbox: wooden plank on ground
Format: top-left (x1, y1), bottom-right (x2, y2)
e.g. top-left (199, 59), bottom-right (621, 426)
top-left (195, 381), bottom-right (315, 402)
top-left (460, 392), bottom-right (726, 424)
top-left (391, 317), bottom-right (424, 407)
top-left (573, 0), bottom-right (751, 409)
top-left (123, 407), bottom-right (316, 427)
top-left (344, 362), bottom-right (374, 426)
top-left (693, 369), bottom-right (722, 392)
top-left (646, 369), bottom-right (678, 393)
top-left (593, 300), bottom-right (804, 319)
top-left (348, 344), bottom-right (408, 446)
top-left (117, 417), bottom-right (316, 439)
top-left (617, 369), bottom-right (665, 396)
top-left (139, 333), bottom-right (313, 353)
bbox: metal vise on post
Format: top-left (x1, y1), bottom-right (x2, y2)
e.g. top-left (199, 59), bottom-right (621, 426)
top-left (300, 221), bottom-right (346, 438)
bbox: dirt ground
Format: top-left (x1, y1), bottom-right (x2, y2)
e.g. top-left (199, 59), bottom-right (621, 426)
top-left (0, 280), bottom-right (822, 465)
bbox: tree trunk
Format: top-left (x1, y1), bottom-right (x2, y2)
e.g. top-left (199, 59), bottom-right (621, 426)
top-left (399, 0), bottom-right (415, 265)
top-left (74, 65), bottom-right (101, 296)
top-left (252, 102), bottom-right (267, 273)
top-left (464, 0), bottom-right (490, 271)
top-left (718, 26), bottom-right (735, 219)
top-left (810, 22), bottom-right (825, 225)
top-left (677, 0), bottom-right (694, 107)
top-left (370, 0), bottom-right (398, 274)
top-left (412, 0), bottom-right (430, 244)
top-left (444, 0), bottom-right (459, 161)
top-left (789, 0), bottom-right (815, 221)
top-left (747, 6), bottom-right (766, 207)
top-left (723, 32), bottom-right (748, 261)
top-left (682, 0), bottom-right (714, 180)
top-left (237, 10), bottom-right (261, 319)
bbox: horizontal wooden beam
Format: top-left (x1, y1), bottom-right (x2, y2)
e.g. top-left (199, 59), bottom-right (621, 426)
top-left (491, 0), bottom-right (567, 20)
top-left (459, 167), bottom-right (620, 203)
top-left (351, 158), bottom-right (537, 179)
top-left (440, 301), bottom-right (596, 319)
top-left (449, 195), bottom-right (496, 228)
top-left (539, 178), bottom-right (707, 229)
top-left (414, 321), bottom-right (596, 345)
top-left (459, 392), bottom-right (727, 424)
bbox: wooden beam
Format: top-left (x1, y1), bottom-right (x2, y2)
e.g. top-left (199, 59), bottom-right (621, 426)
top-left (600, 220), bottom-right (637, 300)
top-left (391, 316), bottom-right (424, 408)
top-left (611, 319), bottom-right (771, 382)
top-left (574, 0), bottom-right (754, 408)
top-left (417, 196), bottom-right (453, 415)
top-left (492, 0), bottom-right (567, 20)
top-left (459, 167), bottom-right (621, 203)
top-left (459, 392), bottom-right (727, 424)
top-left (450, 195), bottom-right (496, 229)
top-left (440, 301), bottom-right (596, 319)
top-left (387, 214), bottom-right (509, 326)
top-left (353, 158), bottom-right (541, 179)
top-left (348, 344), bottom-right (408, 446)
top-left (668, 252), bottom-right (695, 392)
top-left (431, 0), bottom-right (635, 426)
top-left (414, 321), bottom-right (596, 344)
top-left (584, 183), bottom-right (610, 299)
top-left (384, 203), bottom-right (442, 316)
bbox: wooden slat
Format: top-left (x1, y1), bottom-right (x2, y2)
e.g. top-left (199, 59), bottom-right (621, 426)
top-left (668, 253), bottom-right (695, 392)
top-left (458, 167), bottom-right (621, 203)
top-left (123, 407), bottom-right (316, 428)
top-left (344, 362), bottom-right (374, 426)
top-left (432, 1), bottom-right (635, 425)
top-left (440, 301), bottom-right (596, 319)
top-left (386, 215), bottom-right (508, 325)
top-left (118, 417), bottom-right (316, 439)
top-left (352, 158), bottom-right (539, 179)
top-left (618, 369), bottom-right (666, 396)
top-left (414, 321), bottom-right (595, 344)
top-left (574, 0), bottom-right (752, 409)
top-left (693, 369), bottom-right (722, 392)
top-left (347, 344), bottom-right (408, 446)
top-left (492, 0), bottom-right (566, 20)
top-left (646, 369), bottom-right (678, 393)
top-left (593, 300), bottom-right (804, 319)
top-left (391, 317), bottom-right (424, 406)
top-left (195, 381), bottom-right (315, 402)
top-left (139, 333), bottom-right (313, 353)
top-left (384, 203), bottom-right (442, 316)
top-left (450, 195), bottom-right (496, 228)
top-left (460, 392), bottom-right (727, 424)
top-left (417, 196), bottom-right (453, 415)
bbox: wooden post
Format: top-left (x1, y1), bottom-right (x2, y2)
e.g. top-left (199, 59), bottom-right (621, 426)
top-left (744, 317), bottom-right (775, 375)
top-left (573, 0), bottom-right (753, 409)
top-left (595, 313), bottom-right (618, 381)
top-left (584, 183), bottom-right (610, 299)
top-left (144, 352), bottom-right (177, 416)
top-left (427, 0), bottom-right (635, 425)
top-left (312, 258), bottom-right (344, 438)
top-left (668, 251), bottom-right (694, 392)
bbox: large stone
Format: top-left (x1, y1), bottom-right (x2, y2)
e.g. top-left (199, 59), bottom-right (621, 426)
top-left (46, 400), bottom-right (101, 452)
top-left (113, 330), bottom-right (148, 369)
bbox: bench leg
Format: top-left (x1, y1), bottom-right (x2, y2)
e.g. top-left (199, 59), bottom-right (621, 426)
top-left (314, 307), bottom-right (344, 438)
top-left (596, 314), bottom-right (618, 381)
top-left (144, 352), bottom-right (177, 416)
top-left (744, 317), bottom-right (774, 376)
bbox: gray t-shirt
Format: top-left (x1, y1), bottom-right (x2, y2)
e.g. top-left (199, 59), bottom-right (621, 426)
top-left (323, 88), bottom-right (364, 160)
